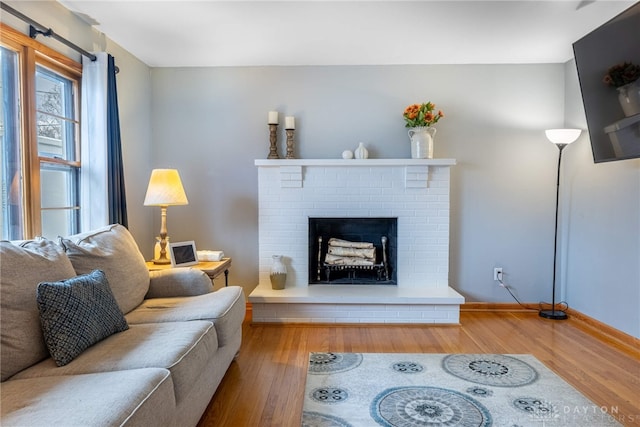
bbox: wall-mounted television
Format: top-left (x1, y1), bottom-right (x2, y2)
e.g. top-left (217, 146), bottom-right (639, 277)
top-left (573, 2), bottom-right (640, 163)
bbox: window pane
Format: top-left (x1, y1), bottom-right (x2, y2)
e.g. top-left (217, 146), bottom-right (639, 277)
top-left (41, 164), bottom-right (78, 208)
top-left (41, 209), bottom-right (76, 239)
top-left (41, 164), bottom-right (78, 238)
top-left (0, 46), bottom-right (24, 240)
top-left (36, 67), bottom-right (77, 161)
top-left (36, 115), bottom-right (77, 158)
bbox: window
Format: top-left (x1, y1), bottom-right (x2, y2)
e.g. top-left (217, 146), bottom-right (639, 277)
top-left (37, 66), bottom-right (80, 238)
top-left (1, 23), bottom-right (82, 240)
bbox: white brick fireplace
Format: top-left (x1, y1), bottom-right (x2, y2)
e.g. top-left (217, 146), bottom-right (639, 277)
top-left (248, 159), bottom-right (464, 323)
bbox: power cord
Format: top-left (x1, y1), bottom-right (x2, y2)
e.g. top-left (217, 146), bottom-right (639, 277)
top-left (496, 274), bottom-right (532, 309)
top-left (497, 274), bottom-right (569, 313)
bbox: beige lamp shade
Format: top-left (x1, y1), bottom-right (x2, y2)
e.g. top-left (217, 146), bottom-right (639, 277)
top-left (143, 169), bottom-right (189, 206)
top-left (545, 129), bottom-right (582, 145)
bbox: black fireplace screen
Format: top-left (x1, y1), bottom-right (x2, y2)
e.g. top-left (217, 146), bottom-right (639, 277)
top-left (308, 217), bottom-right (397, 285)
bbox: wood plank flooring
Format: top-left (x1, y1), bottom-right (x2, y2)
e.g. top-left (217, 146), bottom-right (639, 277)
top-left (197, 310), bottom-right (640, 426)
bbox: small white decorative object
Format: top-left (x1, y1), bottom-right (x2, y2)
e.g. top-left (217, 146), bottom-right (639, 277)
top-left (342, 150), bottom-right (354, 159)
top-left (354, 142), bottom-right (368, 159)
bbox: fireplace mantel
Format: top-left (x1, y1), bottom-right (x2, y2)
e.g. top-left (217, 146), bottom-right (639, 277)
top-left (255, 158), bottom-right (456, 188)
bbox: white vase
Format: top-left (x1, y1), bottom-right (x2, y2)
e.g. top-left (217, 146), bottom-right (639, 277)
top-left (617, 80), bottom-right (640, 117)
top-left (408, 126), bottom-right (437, 159)
top-left (270, 255), bottom-right (287, 290)
top-left (354, 142), bottom-right (368, 159)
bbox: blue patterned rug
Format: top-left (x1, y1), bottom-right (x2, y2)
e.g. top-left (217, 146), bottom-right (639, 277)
top-left (301, 353), bottom-right (621, 427)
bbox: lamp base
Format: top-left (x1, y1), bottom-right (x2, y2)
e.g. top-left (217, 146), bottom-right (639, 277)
top-left (152, 258), bottom-right (171, 265)
top-left (538, 310), bottom-right (568, 320)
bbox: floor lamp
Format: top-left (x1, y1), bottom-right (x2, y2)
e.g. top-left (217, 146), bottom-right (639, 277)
top-left (144, 169), bottom-right (189, 265)
top-left (539, 129), bottom-right (581, 320)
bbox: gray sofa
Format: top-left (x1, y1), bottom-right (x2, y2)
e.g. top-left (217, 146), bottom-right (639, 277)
top-left (0, 224), bottom-right (245, 427)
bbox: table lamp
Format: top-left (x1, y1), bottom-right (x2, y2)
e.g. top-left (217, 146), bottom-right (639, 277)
top-left (144, 169), bottom-right (188, 264)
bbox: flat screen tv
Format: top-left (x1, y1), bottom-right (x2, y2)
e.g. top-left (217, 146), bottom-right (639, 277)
top-left (573, 2), bottom-right (640, 163)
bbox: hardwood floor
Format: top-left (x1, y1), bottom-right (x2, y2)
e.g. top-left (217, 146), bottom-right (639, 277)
top-left (198, 310), bottom-right (640, 426)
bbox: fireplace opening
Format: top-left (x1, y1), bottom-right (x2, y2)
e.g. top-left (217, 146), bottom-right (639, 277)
top-left (309, 218), bottom-right (397, 285)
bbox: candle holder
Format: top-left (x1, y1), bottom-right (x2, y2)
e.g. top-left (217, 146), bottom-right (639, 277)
top-left (268, 124), bottom-right (279, 159)
top-left (285, 128), bottom-right (295, 159)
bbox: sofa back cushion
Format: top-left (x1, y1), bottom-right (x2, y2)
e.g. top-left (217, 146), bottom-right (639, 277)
top-left (0, 238), bottom-right (77, 381)
top-left (60, 224), bottom-right (149, 314)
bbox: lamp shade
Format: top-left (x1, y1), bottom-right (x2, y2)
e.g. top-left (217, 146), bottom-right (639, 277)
top-left (143, 169), bottom-right (188, 206)
top-left (545, 129), bottom-right (582, 145)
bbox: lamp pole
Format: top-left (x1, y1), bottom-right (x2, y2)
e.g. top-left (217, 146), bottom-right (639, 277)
top-left (155, 204), bottom-right (171, 264)
top-left (539, 143), bottom-right (568, 320)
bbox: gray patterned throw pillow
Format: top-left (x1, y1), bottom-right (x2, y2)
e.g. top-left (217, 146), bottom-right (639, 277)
top-left (37, 269), bottom-right (129, 366)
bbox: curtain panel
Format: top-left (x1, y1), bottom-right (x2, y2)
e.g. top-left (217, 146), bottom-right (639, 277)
top-left (107, 54), bottom-right (127, 227)
top-left (80, 52), bottom-right (127, 231)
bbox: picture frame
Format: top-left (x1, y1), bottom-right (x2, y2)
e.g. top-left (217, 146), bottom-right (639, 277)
top-left (169, 241), bottom-right (199, 267)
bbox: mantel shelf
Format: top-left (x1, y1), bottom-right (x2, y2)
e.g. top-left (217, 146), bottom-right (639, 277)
top-left (255, 158), bottom-right (456, 167)
top-left (255, 158), bottom-right (454, 189)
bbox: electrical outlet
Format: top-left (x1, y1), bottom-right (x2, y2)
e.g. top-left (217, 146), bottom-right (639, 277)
top-left (494, 267), bottom-right (503, 282)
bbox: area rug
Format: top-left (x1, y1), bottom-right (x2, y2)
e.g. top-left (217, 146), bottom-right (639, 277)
top-left (301, 353), bottom-right (621, 427)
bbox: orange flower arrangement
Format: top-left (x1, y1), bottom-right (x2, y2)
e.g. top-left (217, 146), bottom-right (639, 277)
top-left (403, 102), bottom-right (444, 128)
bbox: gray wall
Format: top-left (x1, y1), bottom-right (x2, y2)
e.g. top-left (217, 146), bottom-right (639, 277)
top-left (563, 60), bottom-right (640, 337)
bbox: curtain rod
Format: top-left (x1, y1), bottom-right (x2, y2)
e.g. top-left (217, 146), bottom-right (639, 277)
top-left (0, 1), bottom-right (119, 72)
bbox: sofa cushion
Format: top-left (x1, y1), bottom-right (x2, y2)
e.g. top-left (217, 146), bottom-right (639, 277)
top-left (37, 269), bottom-right (129, 366)
top-left (126, 286), bottom-right (245, 347)
top-left (60, 224), bottom-right (149, 314)
top-left (13, 321), bottom-right (218, 405)
top-left (1, 368), bottom-right (174, 427)
top-left (0, 239), bottom-right (76, 381)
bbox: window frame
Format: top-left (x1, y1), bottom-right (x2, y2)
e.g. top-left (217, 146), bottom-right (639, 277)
top-left (1, 23), bottom-right (82, 239)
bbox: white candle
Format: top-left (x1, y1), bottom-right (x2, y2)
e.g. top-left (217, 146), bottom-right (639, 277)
top-left (285, 116), bottom-right (295, 129)
top-left (268, 111), bottom-right (278, 125)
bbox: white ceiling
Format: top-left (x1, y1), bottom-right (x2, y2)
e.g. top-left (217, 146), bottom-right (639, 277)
top-left (58, 0), bottom-right (636, 67)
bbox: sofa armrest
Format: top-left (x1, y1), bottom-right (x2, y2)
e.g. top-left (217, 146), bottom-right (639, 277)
top-left (146, 268), bottom-right (213, 298)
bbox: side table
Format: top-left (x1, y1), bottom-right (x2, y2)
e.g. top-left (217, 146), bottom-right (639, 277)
top-left (146, 257), bottom-right (232, 287)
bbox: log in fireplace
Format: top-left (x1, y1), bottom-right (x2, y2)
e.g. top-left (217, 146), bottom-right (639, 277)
top-left (308, 218), bottom-right (397, 285)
